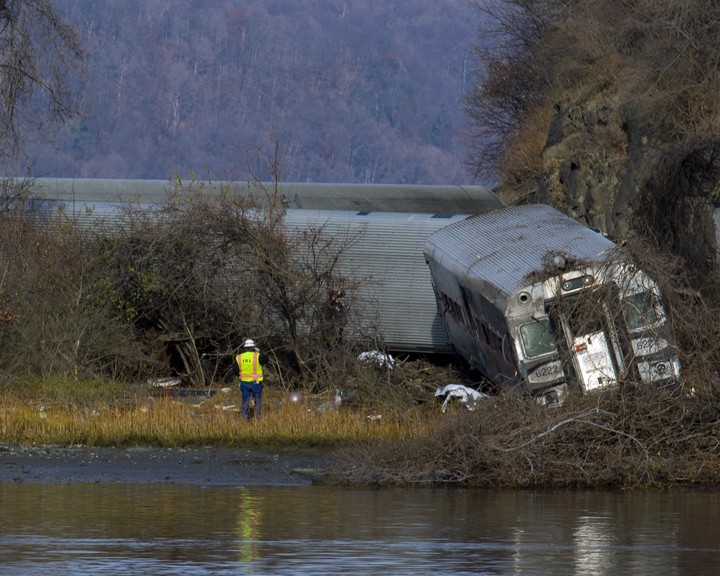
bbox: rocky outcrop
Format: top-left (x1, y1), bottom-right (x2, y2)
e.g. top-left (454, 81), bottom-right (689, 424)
top-left (521, 94), bottom-right (720, 276)
top-left (530, 96), bottom-right (657, 240)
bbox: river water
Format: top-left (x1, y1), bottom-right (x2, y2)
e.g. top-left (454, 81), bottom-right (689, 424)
top-left (0, 484), bottom-right (718, 575)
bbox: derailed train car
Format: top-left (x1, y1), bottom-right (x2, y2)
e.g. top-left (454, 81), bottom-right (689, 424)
top-left (423, 204), bottom-right (681, 405)
top-left (282, 210), bottom-right (472, 353)
top-left (19, 178), bottom-right (680, 401)
top-left (21, 178), bottom-right (505, 353)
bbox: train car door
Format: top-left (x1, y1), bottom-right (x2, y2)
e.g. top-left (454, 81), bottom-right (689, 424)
top-left (571, 331), bottom-right (617, 391)
top-left (557, 312), bottom-right (618, 393)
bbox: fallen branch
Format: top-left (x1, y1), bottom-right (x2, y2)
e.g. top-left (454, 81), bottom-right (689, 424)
top-left (488, 407), bottom-right (646, 459)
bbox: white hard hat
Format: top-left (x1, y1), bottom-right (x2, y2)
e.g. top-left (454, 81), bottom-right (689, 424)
top-left (243, 338), bottom-right (256, 348)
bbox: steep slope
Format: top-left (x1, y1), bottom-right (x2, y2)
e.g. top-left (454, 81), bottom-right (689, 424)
top-left (12, 0), bottom-right (482, 185)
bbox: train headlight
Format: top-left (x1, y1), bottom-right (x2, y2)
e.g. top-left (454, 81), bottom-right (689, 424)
top-left (654, 361), bottom-right (668, 376)
top-left (639, 359), bottom-right (677, 382)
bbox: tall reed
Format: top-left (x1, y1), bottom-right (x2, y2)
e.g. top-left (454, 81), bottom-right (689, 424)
top-left (0, 390), bottom-right (434, 448)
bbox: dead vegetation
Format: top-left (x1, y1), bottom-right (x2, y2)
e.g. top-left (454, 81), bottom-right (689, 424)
top-left (0, 172), bottom-right (448, 414)
top-left (467, 0), bottom-right (720, 185)
top-left (334, 237), bottom-right (720, 489)
top-left (335, 380), bottom-right (720, 489)
top-left (3, 168), bottom-right (720, 487)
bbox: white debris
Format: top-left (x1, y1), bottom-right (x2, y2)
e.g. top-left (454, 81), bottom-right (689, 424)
top-left (435, 384), bottom-right (489, 412)
top-left (147, 377), bottom-right (181, 388)
top-left (358, 350), bottom-right (396, 369)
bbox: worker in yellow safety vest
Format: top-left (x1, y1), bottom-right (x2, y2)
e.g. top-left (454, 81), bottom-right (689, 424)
top-left (225, 338), bottom-right (269, 419)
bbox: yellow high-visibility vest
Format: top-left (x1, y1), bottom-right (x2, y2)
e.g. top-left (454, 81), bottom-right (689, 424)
top-left (236, 351), bottom-right (263, 382)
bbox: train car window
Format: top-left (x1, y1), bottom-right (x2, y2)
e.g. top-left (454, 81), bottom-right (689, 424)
top-left (459, 287), bottom-right (473, 328)
top-left (442, 294), bottom-right (466, 326)
top-left (489, 330), bottom-right (503, 351)
top-left (459, 307), bottom-right (470, 327)
top-left (519, 320), bottom-right (557, 358)
top-left (622, 291), bottom-right (659, 331)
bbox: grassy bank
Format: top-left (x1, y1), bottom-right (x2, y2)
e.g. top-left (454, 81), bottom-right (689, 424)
top-left (335, 381), bottom-right (720, 489)
top-left (0, 379), bottom-right (433, 449)
top-left (5, 375), bottom-right (720, 490)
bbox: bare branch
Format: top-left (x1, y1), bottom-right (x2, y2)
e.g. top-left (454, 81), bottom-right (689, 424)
top-left (0, 0), bottom-right (85, 159)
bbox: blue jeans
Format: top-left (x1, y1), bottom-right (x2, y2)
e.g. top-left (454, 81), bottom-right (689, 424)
top-left (240, 381), bottom-right (263, 419)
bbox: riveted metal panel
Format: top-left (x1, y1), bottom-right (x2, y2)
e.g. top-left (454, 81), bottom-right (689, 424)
top-left (284, 210), bottom-right (470, 353)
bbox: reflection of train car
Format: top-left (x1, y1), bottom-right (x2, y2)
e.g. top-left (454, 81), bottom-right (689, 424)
top-left (424, 204), bottom-right (681, 404)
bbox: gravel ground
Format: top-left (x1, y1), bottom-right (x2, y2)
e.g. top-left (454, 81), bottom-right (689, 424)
top-left (0, 444), bottom-right (335, 486)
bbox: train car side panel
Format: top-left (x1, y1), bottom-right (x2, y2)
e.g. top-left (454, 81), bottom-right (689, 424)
top-left (284, 210), bottom-right (470, 353)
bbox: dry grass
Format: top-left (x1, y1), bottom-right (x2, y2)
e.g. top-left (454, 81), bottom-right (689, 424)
top-left (0, 385), bottom-right (435, 448)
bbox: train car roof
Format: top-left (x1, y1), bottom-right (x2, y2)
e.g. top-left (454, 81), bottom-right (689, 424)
top-left (23, 178), bottom-right (504, 215)
top-left (423, 204), bottom-right (618, 298)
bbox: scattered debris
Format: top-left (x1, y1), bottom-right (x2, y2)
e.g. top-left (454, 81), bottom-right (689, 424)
top-left (152, 388), bottom-right (217, 399)
top-left (148, 377), bottom-right (181, 388)
top-left (435, 384), bottom-right (489, 412)
top-left (358, 350), bottom-right (396, 369)
top-left (315, 391), bottom-right (343, 413)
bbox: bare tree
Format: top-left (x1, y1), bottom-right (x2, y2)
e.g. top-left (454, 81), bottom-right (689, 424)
top-left (91, 170), bottom-right (358, 389)
top-left (0, 208), bottom-right (150, 380)
top-left (0, 0), bottom-right (85, 159)
top-left (466, 0), bottom-right (720, 186)
top-left (465, 0), bottom-right (559, 182)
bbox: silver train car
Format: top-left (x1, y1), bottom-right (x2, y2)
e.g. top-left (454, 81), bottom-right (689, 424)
top-left (20, 178), bottom-right (506, 354)
top-left (424, 204), bottom-right (681, 404)
top-left (19, 185), bottom-right (502, 354)
top-left (283, 210), bottom-right (474, 354)
top-left (9, 179), bottom-right (682, 394)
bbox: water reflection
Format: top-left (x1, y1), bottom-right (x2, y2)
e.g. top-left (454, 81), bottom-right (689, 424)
top-left (0, 484), bottom-right (719, 575)
top-left (237, 488), bottom-right (262, 564)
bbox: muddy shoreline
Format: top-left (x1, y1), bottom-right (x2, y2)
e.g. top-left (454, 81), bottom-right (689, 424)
top-left (0, 444), bottom-right (335, 486)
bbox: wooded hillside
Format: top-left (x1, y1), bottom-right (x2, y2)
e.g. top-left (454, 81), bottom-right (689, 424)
top-left (10, 0), bottom-right (482, 185)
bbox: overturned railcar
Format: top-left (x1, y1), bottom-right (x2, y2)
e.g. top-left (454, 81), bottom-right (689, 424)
top-left (423, 204), bottom-right (681, 404)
